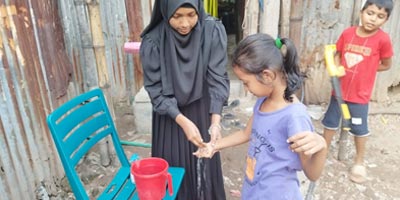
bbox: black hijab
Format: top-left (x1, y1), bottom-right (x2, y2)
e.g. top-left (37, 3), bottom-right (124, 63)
top-left (141, 0), bottom-right (209, 105)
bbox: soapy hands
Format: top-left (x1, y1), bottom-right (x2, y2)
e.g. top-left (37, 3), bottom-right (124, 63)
top-left (193, 123), bottom-right (222, 158)
top-left (193, 142), bottom-right (216, 158)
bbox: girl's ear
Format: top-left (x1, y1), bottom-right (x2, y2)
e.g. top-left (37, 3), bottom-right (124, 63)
top-left (261, 69), bottom-right (276, 82)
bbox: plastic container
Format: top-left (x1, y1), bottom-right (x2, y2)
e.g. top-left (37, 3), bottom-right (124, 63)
top-left (131, 157), bottom-right (173, 200)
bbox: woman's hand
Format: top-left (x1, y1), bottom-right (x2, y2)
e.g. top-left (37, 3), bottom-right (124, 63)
top-left (193, 142), bottom-right (217, 158)
top-left (176, 114), bottom-right (205, 148)
top-left (287, 131), bottom-right (327, 155)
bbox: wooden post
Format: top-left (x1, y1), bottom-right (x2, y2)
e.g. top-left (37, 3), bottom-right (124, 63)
top-left (86, 0), bottom-right (111, 166)
top-left (125, 0), bottom-right (144, 92)
top-left (337, 128), bottom-right (349, 161)
top-left (351, 0), bottom-right (363, 25)
top-left (235, 0), bottom-right (245, 42)
top-left (259, 0), bottom-right (280, 37)
top-left (242, 0), bottom-right (259, 38)
top-left (87, 0), bottom-right (109, 88)
top-left (289, 0), bottom-right (303, 50)
top-left (279, 0), bottom-right (291, 38)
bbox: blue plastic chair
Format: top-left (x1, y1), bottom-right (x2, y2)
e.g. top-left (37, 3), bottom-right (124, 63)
top-left (46, 88), bottom-right (184, 199)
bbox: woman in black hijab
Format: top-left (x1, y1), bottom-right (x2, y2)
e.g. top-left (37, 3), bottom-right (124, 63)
top-left (140, 0), bottom-right (229, 199)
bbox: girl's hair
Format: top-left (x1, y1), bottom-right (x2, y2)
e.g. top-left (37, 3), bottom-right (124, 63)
top-left (362, 0), bottom-right (393, 17)
top-left (232, 33), bottom-right (303, 102)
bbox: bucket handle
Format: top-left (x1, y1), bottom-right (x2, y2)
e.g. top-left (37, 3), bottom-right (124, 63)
top-left (167, 172), bottom-right (173, 196)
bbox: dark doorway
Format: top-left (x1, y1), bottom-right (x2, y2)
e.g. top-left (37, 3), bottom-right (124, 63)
top-left (218, 0), bottom-right (244, 43)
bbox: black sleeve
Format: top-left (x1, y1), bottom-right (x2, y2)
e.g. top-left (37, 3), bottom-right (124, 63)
top-left (139, 36), bottom-right (180, 119)
top-left (206, 20), bottom-right (230, 114)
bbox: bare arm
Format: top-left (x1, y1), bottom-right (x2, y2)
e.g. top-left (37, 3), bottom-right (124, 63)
top-left (214, 116), bottom-right (253, 150)
top-left (332, 51), bottom-right (347, 76)
top-left (288, 132), bottom-right (328, 181)
top-left (194, 116), bottom-right (253, 157)
top-left (377, 57), bottom-right (392, 71)
top-left (334, 51), bottom-right (341, 67)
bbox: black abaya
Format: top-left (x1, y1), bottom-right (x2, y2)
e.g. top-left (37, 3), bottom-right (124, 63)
top-left (139, 1), bottom-right (229, 199)
top-left (152, 88), bottom-right (226, 200)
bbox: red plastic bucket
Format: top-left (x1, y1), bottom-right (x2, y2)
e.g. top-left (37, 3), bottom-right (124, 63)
top-left (131, 157), bottom-right (173, 200)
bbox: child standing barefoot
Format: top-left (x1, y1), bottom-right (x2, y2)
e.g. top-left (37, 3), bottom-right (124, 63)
top-left (195, 33), bottom-right (327, 199)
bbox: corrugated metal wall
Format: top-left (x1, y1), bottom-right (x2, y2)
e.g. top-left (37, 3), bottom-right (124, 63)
top-left (0, 0), bottom-right (152, 199)
top-left (1, 1), bottom-right (68, 199)
top-left (297, 0), bottom-right (400, 104)
top-left (242, 0), bottom-right (400, 104)
top-left (0, 0), bottom-right (399, 199)
top-left (59, 0), bottom-right (135, 98)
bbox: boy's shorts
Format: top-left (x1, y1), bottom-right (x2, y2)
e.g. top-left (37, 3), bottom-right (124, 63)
top-left (321, 96), bottom-right (370, 137)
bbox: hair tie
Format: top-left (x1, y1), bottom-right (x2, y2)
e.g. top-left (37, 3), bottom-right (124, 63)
top-left (275, 38), bottom-right (283, 49)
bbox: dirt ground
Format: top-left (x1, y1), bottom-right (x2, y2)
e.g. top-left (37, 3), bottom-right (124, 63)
top-left (51, 92), bottom-right (400, 200)
top-left (112, 90), bottom-right (400, 200)
top-left (54, 34), bottom-right (400, 200)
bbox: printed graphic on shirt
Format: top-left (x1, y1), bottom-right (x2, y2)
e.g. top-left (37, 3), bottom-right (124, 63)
top-left (245, 156), bottom-right (256, 181)
top-left (344, 43), bottom-right (371, 68)
top-left (344, 43), bottom-right (371, 57)
top-left (344, 53), bottom-right (363, 68)
top-left (245, 129), bottom-right (275, 181)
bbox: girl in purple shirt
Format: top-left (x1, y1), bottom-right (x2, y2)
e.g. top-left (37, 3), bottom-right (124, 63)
top-left (195, 33), bottom-right (328, 199)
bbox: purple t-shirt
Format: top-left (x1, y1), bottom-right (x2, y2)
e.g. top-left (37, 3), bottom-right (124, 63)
top-left (241, 97), bottom-right (314, 200)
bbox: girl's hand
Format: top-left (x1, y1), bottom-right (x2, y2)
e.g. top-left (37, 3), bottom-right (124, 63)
top-left (193, 143), bottom-right (217, 158)
top-left (287, 131), bottom-right (327, 155)
top-left (209, 123), bottom-right (222, 145)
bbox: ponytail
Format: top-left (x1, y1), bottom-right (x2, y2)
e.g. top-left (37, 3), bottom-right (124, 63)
top-left (279, 38), bottom-right (304, 102)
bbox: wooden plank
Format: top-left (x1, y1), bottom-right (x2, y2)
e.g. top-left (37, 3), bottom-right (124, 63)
top-left (289, 0), bottom-right (303, 50)
top-left (242, 0), bottom-right (259, 37)
top-left (126, 1), bottom-right (144, 92)
top-left (87, 1), bottom-right (109, 88)
top-left (279, 0), bottom-right (291, 38)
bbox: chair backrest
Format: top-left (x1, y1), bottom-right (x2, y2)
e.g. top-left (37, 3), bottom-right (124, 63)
top-left (47, 88), bottom-right (130, 199)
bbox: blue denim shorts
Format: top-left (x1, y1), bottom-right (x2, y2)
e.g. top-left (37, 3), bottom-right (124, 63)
top-left (322, 96), bottom-right (369, 137)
